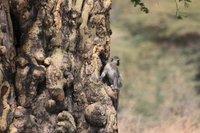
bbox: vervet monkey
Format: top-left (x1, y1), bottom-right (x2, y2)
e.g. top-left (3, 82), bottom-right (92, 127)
top-left (98, 56), bottom-right (123, 89)
top-left (98, 56), bottom-right (123, 111)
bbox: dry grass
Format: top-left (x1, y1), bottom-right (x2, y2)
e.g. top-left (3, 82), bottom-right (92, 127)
top-left (119, 111), bottom-right (200, 133)
top-left (110, 0), bottom-right (200, 132)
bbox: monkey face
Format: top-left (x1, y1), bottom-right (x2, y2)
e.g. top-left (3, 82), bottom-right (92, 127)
top-left (110, 56), bottom-right (120, 66)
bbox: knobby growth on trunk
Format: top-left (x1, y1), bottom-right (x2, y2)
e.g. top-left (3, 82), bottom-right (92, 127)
top-left (0, 0), bottom-right (119, 132)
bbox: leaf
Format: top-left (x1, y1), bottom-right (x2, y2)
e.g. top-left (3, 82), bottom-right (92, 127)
top-left (131, 0), bottom-right (149, 14)
top-left (177, 15), bottom-right (183, 20)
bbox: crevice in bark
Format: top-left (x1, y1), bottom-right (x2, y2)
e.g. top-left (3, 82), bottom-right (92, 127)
top-left (11, 16), bottom-right (21, 48)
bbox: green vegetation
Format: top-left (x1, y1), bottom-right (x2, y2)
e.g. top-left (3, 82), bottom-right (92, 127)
top-left (110, 0), bottom-right (200, 132)
top-left (131, 0), bottom-right (149, 13)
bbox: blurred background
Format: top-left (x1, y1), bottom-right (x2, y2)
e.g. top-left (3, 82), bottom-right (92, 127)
top-left (110, 0), bottom-right (200, 132)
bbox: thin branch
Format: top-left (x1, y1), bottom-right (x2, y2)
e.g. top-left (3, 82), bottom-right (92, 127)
top-left (174, 0), bottom-right (179, 16)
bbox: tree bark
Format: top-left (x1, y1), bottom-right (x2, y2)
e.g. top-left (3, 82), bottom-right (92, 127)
top-left (0, 0), bottom-right (118, 132)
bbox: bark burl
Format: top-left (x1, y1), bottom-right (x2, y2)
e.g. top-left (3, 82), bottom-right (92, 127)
top-left (0, 0), bottom-right (118, 132)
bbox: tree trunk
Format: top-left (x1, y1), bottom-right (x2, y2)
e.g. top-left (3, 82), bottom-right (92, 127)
top-left (0, 0), bottom-right (118, 132)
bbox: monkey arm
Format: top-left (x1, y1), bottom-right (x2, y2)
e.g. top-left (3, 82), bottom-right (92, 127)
top-left (98, 69), bottom-right (107, 81)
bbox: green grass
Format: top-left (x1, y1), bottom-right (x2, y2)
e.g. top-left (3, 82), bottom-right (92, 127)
top-left (110, 0), bottom-right (200, 132)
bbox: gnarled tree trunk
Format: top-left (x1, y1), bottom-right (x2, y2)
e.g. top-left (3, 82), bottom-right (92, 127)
top-left (0, 0), bottom-right (118, 132)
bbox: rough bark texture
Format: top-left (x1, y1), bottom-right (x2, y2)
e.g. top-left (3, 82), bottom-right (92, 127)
top-left (0, 0), bottom-right (118, 132)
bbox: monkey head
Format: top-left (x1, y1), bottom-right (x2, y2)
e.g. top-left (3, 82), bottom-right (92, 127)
top-left (110, 56), bottom-right (120, 66)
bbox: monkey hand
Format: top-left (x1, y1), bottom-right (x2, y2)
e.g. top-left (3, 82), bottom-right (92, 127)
top-left (97, 76), bottom-right (103, 82)
top-left (111, 85), bottom-right (118, 90)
